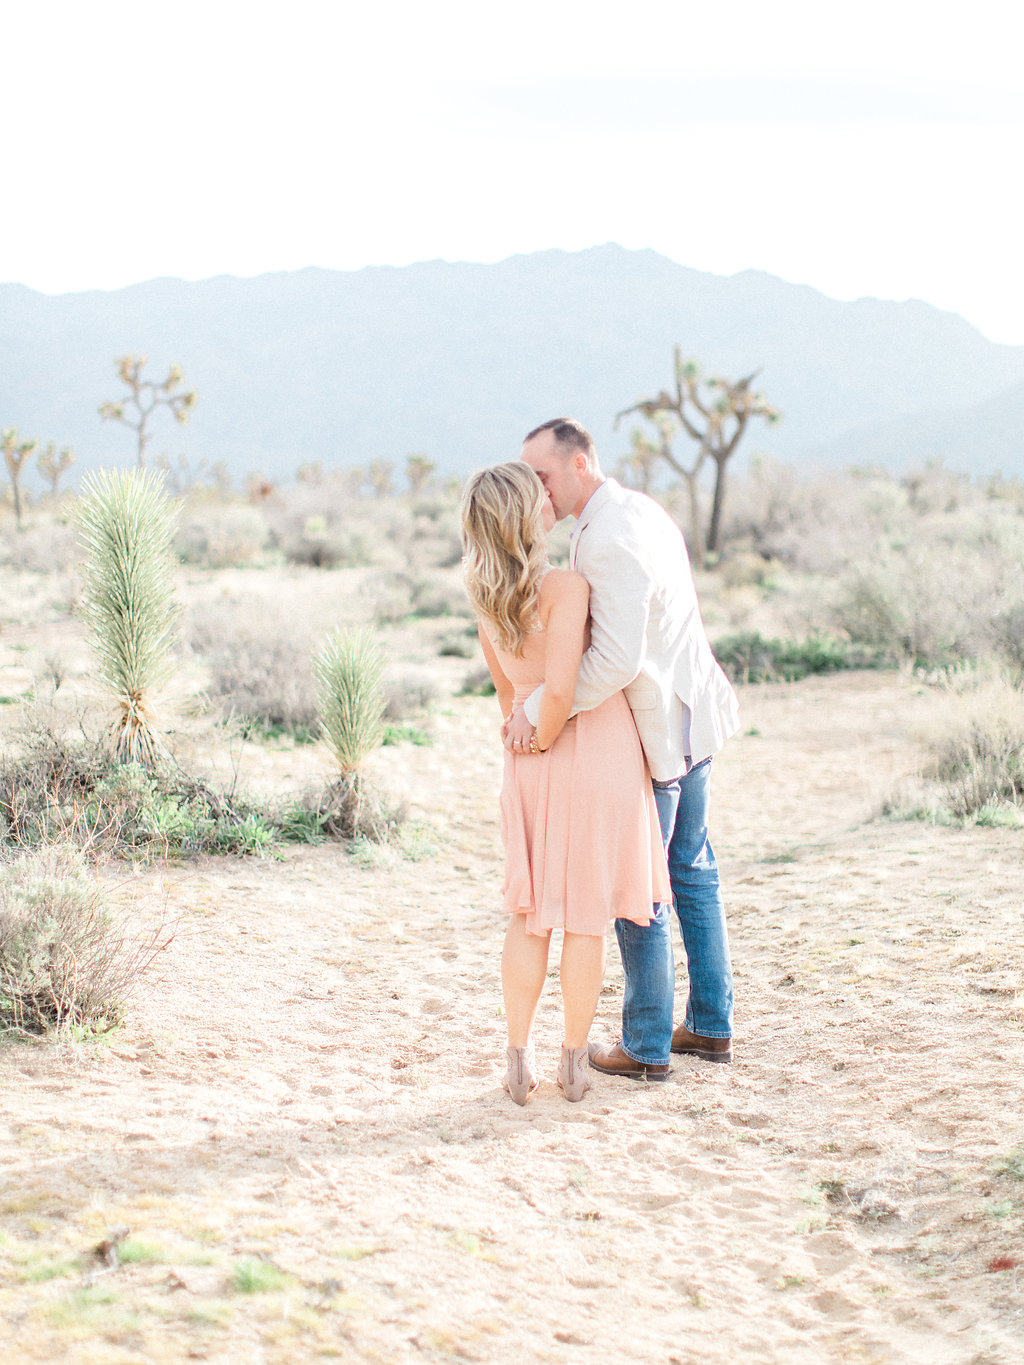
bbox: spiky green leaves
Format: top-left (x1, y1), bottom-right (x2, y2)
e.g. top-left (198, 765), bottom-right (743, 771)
top-left (77, 469), bottom-right (179, 766)
top-left (313, 627), bottom-right (386, 776)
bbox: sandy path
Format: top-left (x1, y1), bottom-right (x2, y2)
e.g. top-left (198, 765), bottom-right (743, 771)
top-left (2, 673), bottom-right (1023, 1363)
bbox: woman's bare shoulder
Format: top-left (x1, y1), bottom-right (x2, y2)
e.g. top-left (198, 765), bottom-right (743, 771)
top-left (539, 567), bottom-right (589, 604)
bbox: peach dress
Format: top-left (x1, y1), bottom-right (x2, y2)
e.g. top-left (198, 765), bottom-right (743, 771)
top-left (487, 616), bottom-right (671, 938)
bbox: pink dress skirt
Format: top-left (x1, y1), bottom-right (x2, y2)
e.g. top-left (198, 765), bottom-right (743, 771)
top-left (496, 660), bottom-right (671, 937)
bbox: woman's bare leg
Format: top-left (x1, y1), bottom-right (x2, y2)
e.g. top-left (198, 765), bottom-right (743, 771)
top-left (559, 931), bottom-right (606, 1048)
top-left (502, 915), bottom-right (551, 1047)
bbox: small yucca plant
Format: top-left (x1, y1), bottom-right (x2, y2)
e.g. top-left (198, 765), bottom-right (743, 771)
top-left (77, 469), bottom-right (179, 767)
top-left (313, 627), bottom-right (386, 779)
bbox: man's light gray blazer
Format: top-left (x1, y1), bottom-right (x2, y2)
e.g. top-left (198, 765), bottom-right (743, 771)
top-left (524, 479), bottom-right (739, 781)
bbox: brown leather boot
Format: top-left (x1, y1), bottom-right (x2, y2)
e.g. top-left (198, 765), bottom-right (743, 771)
top-left (670, 1025), bottom-right (732, 1063)
top-left (587, 1040), bottom-right (670, 1081)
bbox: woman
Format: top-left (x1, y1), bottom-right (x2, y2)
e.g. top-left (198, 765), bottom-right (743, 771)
top-left (461, 463), bottom-right (669, 1104)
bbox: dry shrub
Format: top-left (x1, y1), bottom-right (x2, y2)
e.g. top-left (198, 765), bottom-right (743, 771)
top-left (0, 518), bottom-right (79, 574)
top-left (0, 845), bottom-right (171, 1035)
top-left (722, 461), bottom-right (1024, 669)
top-left (830, 514), bottom-right (1024, 667)
top-left (175, 502), bottom-right (270, 567)
top-left (383, 670), bottom-right (439, 721)
top-left (185, 599), bottom-right (318, 731)
top-left (266, 480), bottom-right (407, 570)
top-left (404, 496), bottom-right (464, 571)
top-left (372, 569), bottom-right (472, 625)
top-left (918, 667), bottom-right (1024, 818)
top-left (0, 720), bottom-right (108, 851)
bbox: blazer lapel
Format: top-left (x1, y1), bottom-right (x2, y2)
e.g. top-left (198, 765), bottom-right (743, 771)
top-left (569, 480), bottom-right (614, 570)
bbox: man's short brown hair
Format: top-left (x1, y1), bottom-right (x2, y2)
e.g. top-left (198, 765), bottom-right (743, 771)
top-left (523, 417), bottom-right (596, 462)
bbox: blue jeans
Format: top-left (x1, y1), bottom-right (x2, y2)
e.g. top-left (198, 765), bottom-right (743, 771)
top-left (614, 758), bottom-right (733, 1065)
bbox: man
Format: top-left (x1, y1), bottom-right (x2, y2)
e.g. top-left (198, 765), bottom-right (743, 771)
top-left (504, 417), bottom-right (739, 1079)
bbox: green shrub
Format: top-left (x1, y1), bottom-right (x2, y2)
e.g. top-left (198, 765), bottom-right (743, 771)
top-left (714, 631), bottom-right (886, 684)
top-left (459, 666), bottom-right (496, 697)
top-left (0, 722), bottom-right (284, 861)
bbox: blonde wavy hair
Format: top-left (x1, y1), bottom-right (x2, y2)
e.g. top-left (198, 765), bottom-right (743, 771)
top-left (460, 462), bottom-right (549, 656)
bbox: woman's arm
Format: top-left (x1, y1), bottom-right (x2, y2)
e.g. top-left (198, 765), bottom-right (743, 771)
top-left (535, 572), bottom-right (590, 751)
top-left (477, 623), bottom-right (515, 719)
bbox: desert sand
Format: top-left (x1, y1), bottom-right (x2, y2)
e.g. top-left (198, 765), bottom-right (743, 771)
top-left (1, 566), bottom-right (1023, 1364)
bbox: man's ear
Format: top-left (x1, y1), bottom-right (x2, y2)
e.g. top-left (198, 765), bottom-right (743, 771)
top-left (573, 452), bottom-right (588, 476)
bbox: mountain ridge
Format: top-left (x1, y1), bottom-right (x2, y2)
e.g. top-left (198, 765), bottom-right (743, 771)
top-left (2, 245), bottom-right (1022, 486)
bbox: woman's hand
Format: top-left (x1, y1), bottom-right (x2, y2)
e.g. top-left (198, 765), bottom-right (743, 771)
top-left (503, 707), bottom-right (536, 753)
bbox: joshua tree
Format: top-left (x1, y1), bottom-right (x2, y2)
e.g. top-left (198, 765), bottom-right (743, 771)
top-left (368, 459), bottom-right (394, 499)
top-left (618, 346), bottom-right (780, 563)
top-left (36, 442), bottom-right (76, 500)
top-left (615, 428), bottom-right (662, 495)
top-left (2, 427), bottom-right (39, 529)
top-left (405, 454), bottom-right (436, 495)
top-left (99, 355), bottom-right (197, 469)
top-left (77, 469), bottom-right (180, 767)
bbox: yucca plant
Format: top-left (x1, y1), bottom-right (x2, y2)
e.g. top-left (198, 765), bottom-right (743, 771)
top-left (313, 627), bottom-right (386, 778)
top-left (77, 469), bottom-right (179, 767)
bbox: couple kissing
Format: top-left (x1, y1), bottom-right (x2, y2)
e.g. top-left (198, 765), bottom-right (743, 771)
top-left (460, 418), bottom-right (738, 1104)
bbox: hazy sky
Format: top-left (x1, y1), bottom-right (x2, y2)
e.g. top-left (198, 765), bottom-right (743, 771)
top-left (4, 1), bottom-right (1022, 342)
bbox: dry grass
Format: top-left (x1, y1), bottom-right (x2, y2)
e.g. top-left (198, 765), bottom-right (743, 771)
top-left (918, 666), bottom-right (1024, 818)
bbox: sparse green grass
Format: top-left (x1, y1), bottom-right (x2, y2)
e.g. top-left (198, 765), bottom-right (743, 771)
top-left (42, 1283), bottom-right (124, 1330)
top-left (994, 1145), bottom-right (1024, 1181)
top-left (116, 1238), bottom-right (164, 1264)
top-left (382, 722), bottom-right (432, 747)
top-left (978, 1200), bottom-right (1015, 1218)
top-left (13, 1253), bottom-right (81, 1283)
top-left (347, 821), bottom-right (436, 868)
top-left (777, 1274), bottom-right (806, 1290)
top-left (232, 1257), bottom-right (291, 1293)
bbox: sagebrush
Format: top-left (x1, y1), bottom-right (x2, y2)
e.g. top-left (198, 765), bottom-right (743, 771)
top-left (0, 846), bottom-right (171, 1035)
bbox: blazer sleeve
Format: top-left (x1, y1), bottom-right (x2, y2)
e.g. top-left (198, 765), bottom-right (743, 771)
top-left (523, 529), bottom-right (651, 724)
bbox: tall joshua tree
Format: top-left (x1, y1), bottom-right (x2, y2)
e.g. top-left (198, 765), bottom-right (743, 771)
top-left (99, 355), bottom-right (197, 469)
top-left (77, 469), bottom-right (180, 767)
top-left (618, 345), bottom-right (780, 564)
top-left (2, 427), bottom-right (39, 529)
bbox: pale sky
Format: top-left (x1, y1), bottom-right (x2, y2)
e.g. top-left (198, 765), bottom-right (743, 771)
top-left (4, 0), bottom-right (1023, 343)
